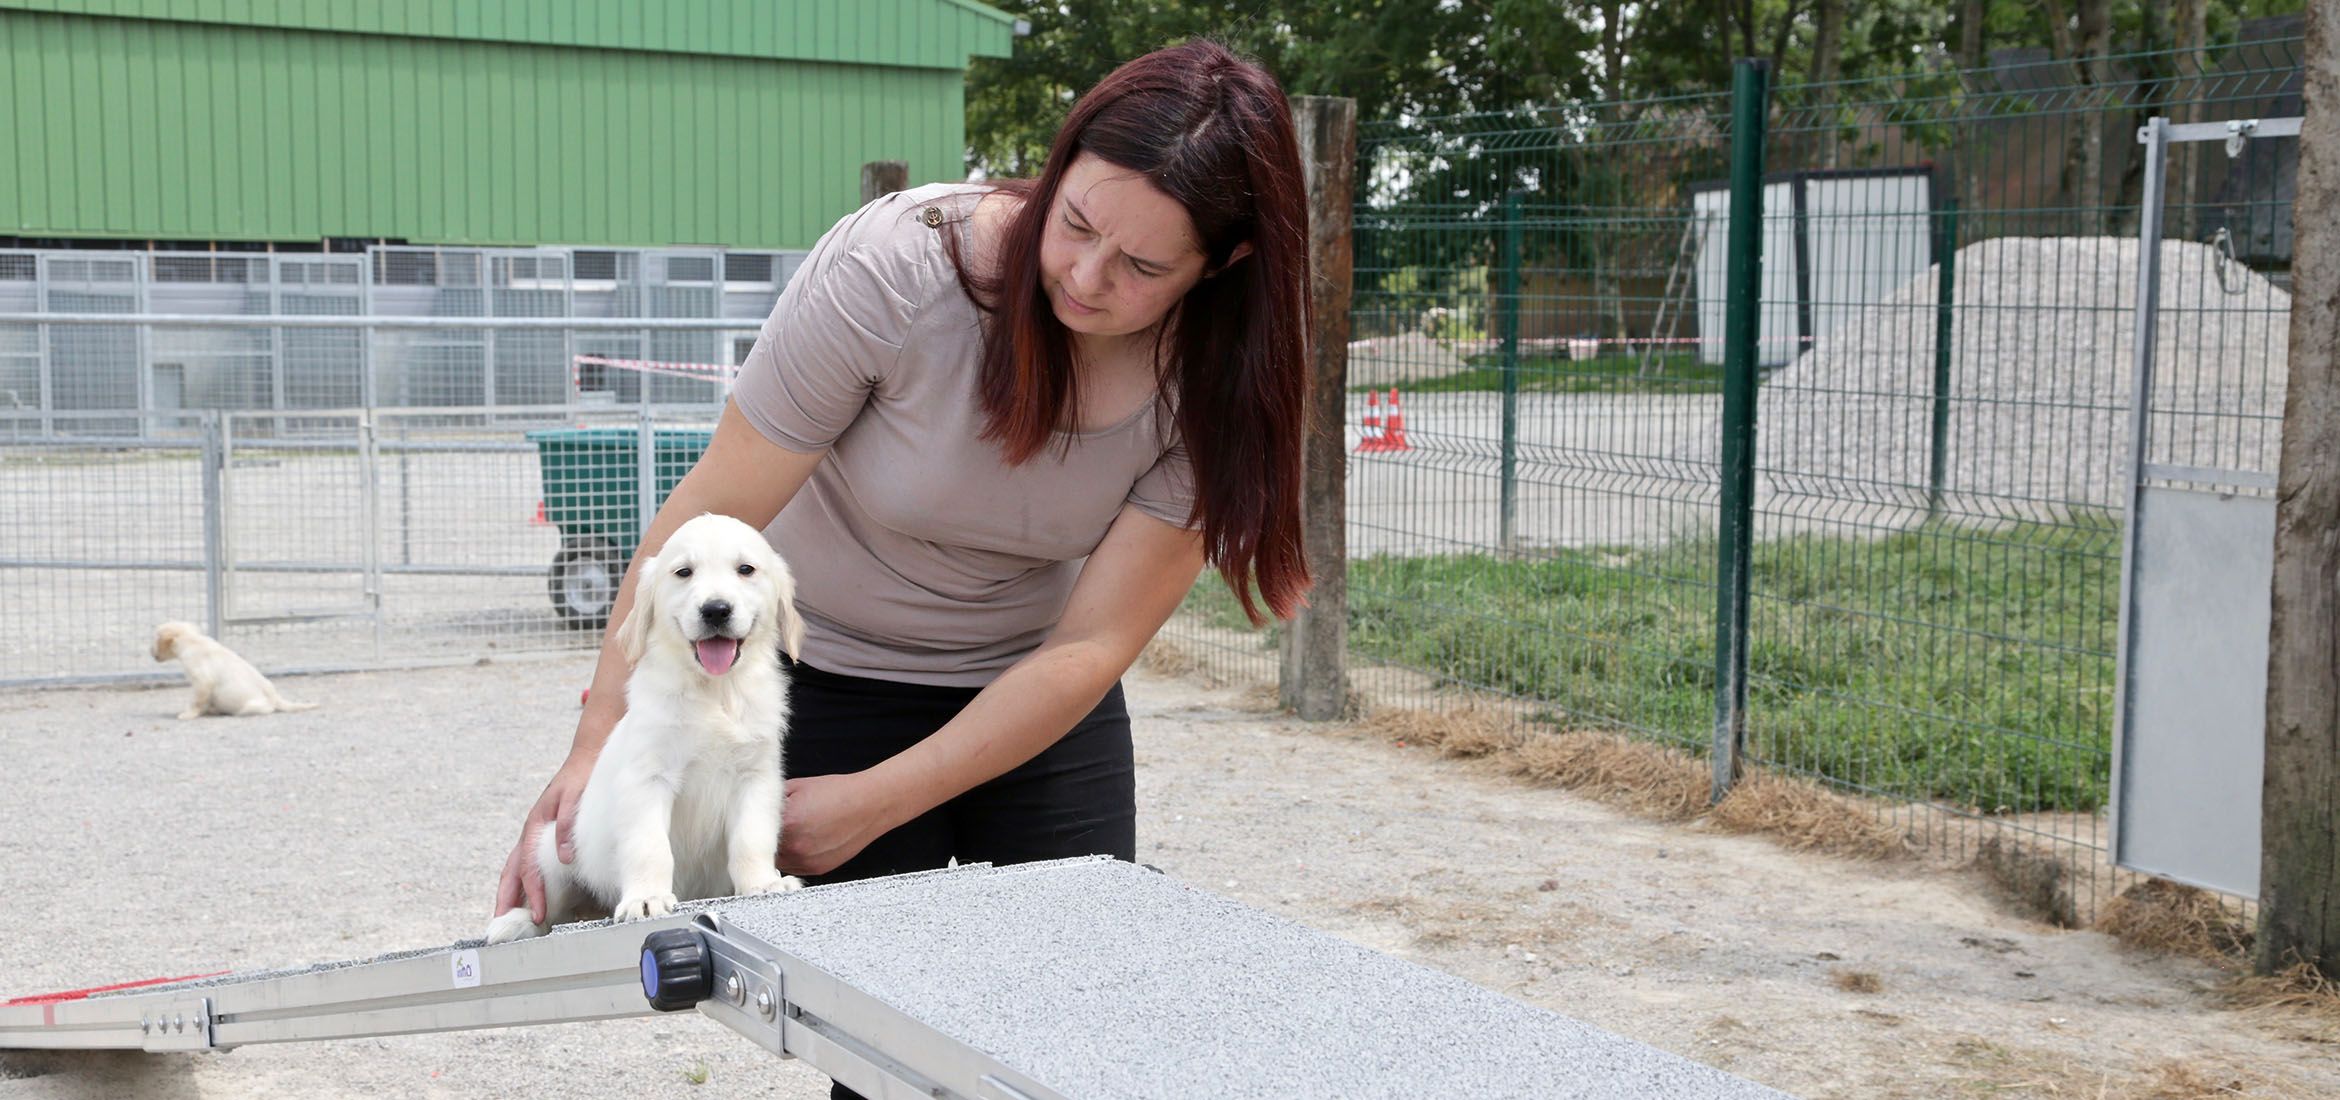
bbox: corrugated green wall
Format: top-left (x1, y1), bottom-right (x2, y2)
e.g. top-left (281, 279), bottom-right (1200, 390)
top-left (0, 2), bottom-right (1012, 248)
top-left (1, 0), bottom-right (1017, 71)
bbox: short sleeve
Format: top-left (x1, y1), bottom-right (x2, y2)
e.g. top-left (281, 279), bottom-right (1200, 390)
top-left (731, 199), bottom-right (929, 452)
top-left (1127, 433), bottom-right (1200, 529)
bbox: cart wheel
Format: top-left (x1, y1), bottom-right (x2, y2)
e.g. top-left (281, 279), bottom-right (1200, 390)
top-left (549, 539), bottom-right (621, 629)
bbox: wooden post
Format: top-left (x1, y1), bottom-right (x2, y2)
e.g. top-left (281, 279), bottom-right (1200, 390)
top-left (861, 160), bottom-right (909, 205)
top-left (2258, 0), bottom-right (2340, 981)
top-left (1279, 95), bottom-right (1357, 721)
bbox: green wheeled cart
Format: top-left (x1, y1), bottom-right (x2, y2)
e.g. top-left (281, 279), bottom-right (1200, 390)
top-left (525, 425), bottom-right (714, 628)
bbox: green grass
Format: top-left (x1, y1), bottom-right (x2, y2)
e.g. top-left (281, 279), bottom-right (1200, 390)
top-left (1178, 521), bottom-right (2120, 814)
top-left (1358, 352), bottom-right (1724, 396)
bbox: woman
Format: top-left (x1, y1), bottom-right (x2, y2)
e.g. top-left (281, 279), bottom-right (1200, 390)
top-left (494, 41), bottom-right (1310, 1086)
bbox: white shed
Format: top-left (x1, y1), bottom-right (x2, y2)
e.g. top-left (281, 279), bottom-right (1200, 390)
top-left (1692, 167), bottom-right (1937, 368)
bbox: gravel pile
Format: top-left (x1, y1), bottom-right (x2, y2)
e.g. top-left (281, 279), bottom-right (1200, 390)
top-left (1723, 237), bottom-right (2290, 523)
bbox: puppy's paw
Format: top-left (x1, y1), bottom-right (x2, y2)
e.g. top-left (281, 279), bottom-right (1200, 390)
top-left (484, 908), bottom-right (546, 944)
top-left (177, 709), bottom-right (202, 720)
top-left (611, 893), bottom-right (678, 922)
top-left (736, 872), bottom-right (804, 896)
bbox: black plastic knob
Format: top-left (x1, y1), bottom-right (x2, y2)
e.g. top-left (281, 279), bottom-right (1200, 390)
top-left (639, 928), bottom-right (712, 1012)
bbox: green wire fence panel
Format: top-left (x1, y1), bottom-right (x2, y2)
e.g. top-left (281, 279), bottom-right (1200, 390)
top-left (1335, 88), bottom-right (1748, 750)
top-left (1740, 39), bottom-right (2301, 919)
top-left (1158, 34), bottom-right (2304, 924)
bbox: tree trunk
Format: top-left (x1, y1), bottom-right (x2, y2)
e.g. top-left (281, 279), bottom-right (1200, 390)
top-left (2049, 0), bottom-right (2106, 229)
top-left (1602, 0), bottom-right (1625, 100)
top-left (1766, 0), bottom-right (1804, 77)
top-left (1279, 96), bottom-right (1357, 722)
top-left (2172, 0), bottom-right (2210, 219)
top-left (2078, 0), bottom-right (2113, 231)
top-left (2257, 0), bottom-right (2340, 985)
top-left (1956, 0), bottom-right (1987, 217)
top-left (1810, 0), bottom-right (1845, 168)
top-left (1596, 4), bottom-right (1629, 347)
top-left (1811, 0), bottom-right (1844, 85)
top-left (1957, 0), bottom-right (1984, 68)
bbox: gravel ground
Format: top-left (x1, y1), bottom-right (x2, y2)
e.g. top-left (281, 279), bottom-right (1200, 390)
top-left (1737, 237), bottom-right (2289, 517)
top-left (4, 657), bottom-right (2334, 1099)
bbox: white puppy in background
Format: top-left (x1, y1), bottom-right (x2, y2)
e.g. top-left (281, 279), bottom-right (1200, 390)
top-left (151, 621), bottom-right (318, 719)
top-left (486, 513), bottom-right (807, 943)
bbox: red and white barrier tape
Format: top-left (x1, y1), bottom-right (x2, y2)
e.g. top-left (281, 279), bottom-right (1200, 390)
top-left (570, 354), bottom-right (737, 390)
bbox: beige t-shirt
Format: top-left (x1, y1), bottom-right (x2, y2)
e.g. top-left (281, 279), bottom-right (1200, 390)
top-left (731, 183), bottom-right (1197, 687)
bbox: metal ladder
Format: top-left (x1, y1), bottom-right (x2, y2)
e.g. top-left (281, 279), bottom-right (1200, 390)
top-left (1638, 210), bottom-right (1709, 378)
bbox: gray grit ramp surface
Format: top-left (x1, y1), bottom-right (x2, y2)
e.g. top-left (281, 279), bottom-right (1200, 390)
top-left (722, 857), bottom-right (1793, 1100)
top-left (78, 858), bottom-right (1792, 1098)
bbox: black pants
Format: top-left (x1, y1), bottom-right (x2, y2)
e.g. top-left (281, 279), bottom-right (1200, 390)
top-left (780, 659), bottom-right (1136, 1100)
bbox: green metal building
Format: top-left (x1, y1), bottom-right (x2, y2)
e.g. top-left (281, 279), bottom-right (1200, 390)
top-left (0, 0), bottom-right (1019, 250)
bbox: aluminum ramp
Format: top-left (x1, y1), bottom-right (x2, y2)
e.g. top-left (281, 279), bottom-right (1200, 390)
top-left (1, 857), bottom-right (1793, 1099)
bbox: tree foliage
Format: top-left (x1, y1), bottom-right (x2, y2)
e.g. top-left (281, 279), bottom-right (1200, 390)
top-left (963, 0), bottom-right (2301, 178)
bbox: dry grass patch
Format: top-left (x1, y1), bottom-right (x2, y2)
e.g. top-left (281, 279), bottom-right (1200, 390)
top-left (1346, 889), bottom-right (1600, 953)
top-left (2087, 877), bottom-right (2338, 1037)
top-left (1138, 636), bottom-right (1240, 688)
top-left (2222, 958), bottom-right (2340, 1045)
top-left (1350, 702), bottom-right (1709, 821)
top-left (1353, 700), bottom-right (1519, 758)
top-left (1505, 728), bottom-right (1711, 821)
top-left (1829, 969), bottom-right (1884, 994)
top-left (2229, 958), bottom-right (2340, 1008)
top-left (2096, 878), bottom-right (2253, 962)
top-left (1974, 835), bottom-right (2083, 928)
top-left (1710, 772), bottom-right (1909, 860)
top-left (1349, 703), bottom-right (1926, 845)
top-left (1236, 683), bottom-right (1282, 713)
top-left (2133, 1058), bottom-right (2280, 1098)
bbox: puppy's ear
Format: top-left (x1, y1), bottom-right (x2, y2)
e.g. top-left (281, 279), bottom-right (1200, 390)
top-left (616, 555), bottom-right (659, 665)
top-left (770, 558), bottom-right (806, 662)
top-left (151, 624), bottom-right (177, 662)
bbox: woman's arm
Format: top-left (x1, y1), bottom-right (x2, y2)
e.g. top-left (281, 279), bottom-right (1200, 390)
top-left (778, 502), bottom-right (1208, 875)
top-left (495, 401), bottom-right (824, 920)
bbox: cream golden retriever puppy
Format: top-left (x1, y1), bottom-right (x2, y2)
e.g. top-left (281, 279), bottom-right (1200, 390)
top-left (151, 621), bottom-right (317, 719)
top-left (485, 513), bottom-right (806, 944)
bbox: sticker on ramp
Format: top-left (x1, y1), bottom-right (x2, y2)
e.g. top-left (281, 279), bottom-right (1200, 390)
top-left (450, 949), bottom-right (482, 989)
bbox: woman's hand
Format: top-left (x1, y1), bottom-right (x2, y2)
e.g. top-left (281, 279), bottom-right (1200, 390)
top-left (778, 772), bottom-right (896, 877)
top-left (491, 753), bottom-right (596, 922)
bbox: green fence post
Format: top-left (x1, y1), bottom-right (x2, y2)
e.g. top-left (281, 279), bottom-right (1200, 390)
top-left (1711, 58), bottom-right (1769, 804)
top-left (1928, 197), bottom-right (1960, 520)
top-left (1499, 189), bottom-right (1523, 552)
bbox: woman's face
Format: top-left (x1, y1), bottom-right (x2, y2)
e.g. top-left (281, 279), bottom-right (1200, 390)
top-left (1038, 153), bottom-right (1213, 340)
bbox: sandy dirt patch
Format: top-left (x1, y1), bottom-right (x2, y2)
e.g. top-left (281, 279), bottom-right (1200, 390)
top-left (2, 658), bottom-right (2330, 1098)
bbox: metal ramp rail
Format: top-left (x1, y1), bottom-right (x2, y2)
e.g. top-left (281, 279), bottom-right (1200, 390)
top-left (2, 858), bottom-right (1793, 1100)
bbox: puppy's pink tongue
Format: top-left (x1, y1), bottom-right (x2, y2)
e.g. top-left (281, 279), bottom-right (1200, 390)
top-left (694, 637), bottom-right (740, 675)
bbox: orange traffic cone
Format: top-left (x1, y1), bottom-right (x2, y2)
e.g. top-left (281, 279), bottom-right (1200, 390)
top-left (1380, 388), bottom-right (1412, 452)
top-left (1359, 388), bottom-right (1413, 453)
top-left (1354, 390), bottom-right (1384, 453)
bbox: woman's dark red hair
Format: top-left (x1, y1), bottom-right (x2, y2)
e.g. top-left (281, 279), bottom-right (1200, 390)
top-left (949, 39), bottom-right (1312, 624)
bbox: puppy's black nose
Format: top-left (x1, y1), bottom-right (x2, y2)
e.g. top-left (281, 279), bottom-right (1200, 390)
top-left (699, 599), bottom-right (733, 626)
